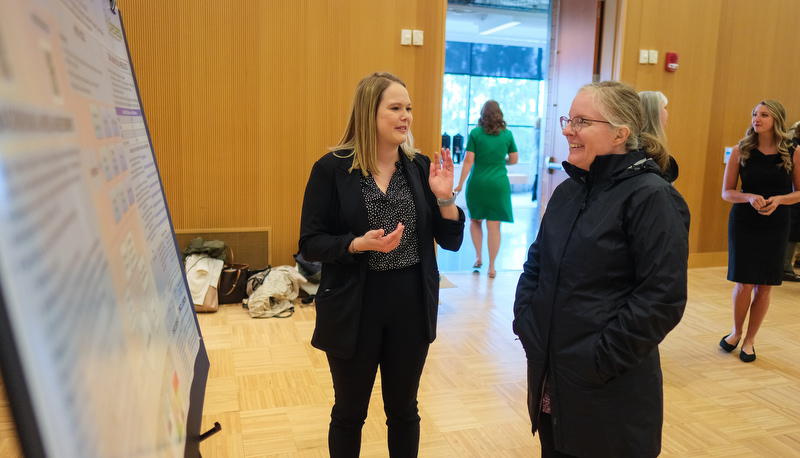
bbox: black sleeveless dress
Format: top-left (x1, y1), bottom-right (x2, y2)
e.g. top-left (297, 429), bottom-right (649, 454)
top-left (727, 149), bottom-right (793, 284)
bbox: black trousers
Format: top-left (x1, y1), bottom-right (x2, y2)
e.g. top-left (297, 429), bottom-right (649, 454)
top-left (326, 265), bottom-right (429, 458)
top-left (538, 413), bottom-right (580, 458)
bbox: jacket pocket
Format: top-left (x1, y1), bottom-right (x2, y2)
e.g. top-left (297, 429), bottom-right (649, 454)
top-left (562, 334), bottom-right (609, 388)
top-left (315, 285), bottom-right (344, 307)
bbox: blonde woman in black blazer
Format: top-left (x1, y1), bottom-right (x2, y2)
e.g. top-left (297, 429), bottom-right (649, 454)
top-left (299, 72), bottom-right (465, 457)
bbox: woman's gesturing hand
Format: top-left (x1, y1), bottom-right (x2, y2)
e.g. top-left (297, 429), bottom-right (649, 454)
top-left (429, 148), bottom-right (455, 199)
top-left (356, 223), bottom-right (405, 253)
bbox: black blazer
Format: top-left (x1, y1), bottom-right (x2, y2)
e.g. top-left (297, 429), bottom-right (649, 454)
top-left (299, 148), bottom-right (465, 358)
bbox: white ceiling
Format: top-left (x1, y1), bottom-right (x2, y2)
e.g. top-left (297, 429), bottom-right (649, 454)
top-left (445, 4), bottom-right (549, 47)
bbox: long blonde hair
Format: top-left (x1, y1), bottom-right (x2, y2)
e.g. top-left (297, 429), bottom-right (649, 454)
top-left (330, 72), bottom-right (417, 176)
top-left (738, 100), bottom-right (793, 172)
top-left (580, 81), bottom-right (670, 171)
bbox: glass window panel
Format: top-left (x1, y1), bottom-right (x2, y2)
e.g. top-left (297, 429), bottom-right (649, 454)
top-left (446, 42), bottom-right (544, 80)
top-left (441, 74), bottom-right (470, 147)
top-left (506, 126), bottom-right (538, 164)
top-left (470, 44), bottom-right (543, 80)
top-left (444, 42), bottom-right (471, 74)
top-left (467, 77), bottom-right (540, 127)
top-left (442, 75), bottom-right (543, 165)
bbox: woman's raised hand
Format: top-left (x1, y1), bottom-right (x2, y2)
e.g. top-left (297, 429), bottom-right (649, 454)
top-left (429, 148), bottom-right (455, 199)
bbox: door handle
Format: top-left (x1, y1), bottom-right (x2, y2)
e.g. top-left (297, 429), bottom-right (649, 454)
top-left (546, 157), bottom-right (563, 174)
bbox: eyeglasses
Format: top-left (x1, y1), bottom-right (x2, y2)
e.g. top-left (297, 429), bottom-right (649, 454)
top-left (559, 116), bottom-right (611, 132)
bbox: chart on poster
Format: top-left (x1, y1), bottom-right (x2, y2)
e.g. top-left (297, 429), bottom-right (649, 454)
top-left (0, 0), bottom-right (208, 457)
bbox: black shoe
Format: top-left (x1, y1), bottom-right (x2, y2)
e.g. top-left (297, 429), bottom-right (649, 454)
top-left (719, 335), bottom-right (739, 353)
top-left (740, 347), bottom-right (756, 363)
top-left (783, 271), bottom-right (800, 282)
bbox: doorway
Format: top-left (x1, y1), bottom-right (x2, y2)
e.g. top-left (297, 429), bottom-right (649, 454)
top-left (437, 0), bottom-right (609, 273)
top-left (437, 1), bottom-right (549, 273)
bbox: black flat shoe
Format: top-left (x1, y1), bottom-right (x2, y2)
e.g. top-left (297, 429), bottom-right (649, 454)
top-left (783, 271), bottom-right (800, 282)
top-left (740, 347), bottom-right (756, 363)
top-left (719, 335), bottom-right (739, 353)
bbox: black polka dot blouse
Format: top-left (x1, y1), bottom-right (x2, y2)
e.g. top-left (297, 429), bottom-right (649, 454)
top-left (360, 160), bottom-right (420, 271)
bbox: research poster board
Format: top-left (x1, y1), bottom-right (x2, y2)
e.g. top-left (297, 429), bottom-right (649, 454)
top-left (0, 0), bottom-right (208, 457)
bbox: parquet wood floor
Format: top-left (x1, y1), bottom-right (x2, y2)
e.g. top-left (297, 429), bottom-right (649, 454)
top-left (1, 267), bottom-right (799, 457)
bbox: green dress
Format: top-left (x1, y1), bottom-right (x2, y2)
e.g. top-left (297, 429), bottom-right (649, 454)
top-left (464, 126), bottom-right (517, 222)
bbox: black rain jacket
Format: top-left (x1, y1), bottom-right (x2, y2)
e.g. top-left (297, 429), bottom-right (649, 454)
top-left (513, 151), bottom-right (690, 458)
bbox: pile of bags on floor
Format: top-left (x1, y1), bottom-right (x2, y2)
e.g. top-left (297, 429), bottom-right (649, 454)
top-left (182, 237), bottom-right (321, 318)
top-left (183, 238), bottom-right (228, 313)
top-left (244, 265), bottom-right (305, 318)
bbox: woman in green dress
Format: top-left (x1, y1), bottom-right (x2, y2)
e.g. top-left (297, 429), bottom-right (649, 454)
top-left (454, 100), bottom-right (518, 277)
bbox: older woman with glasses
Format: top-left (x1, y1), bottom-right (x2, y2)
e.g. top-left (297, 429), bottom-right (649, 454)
top-left (513, 81), bottom-right (690, 458)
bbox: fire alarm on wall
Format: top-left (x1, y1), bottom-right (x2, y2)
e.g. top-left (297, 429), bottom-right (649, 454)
top-left (665, 52), bottom-right (679, 72)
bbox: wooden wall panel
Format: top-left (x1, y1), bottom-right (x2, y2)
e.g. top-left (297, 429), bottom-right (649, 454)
top-left (120, 0), bottom-right (447, 266)
top-left (620, 0), bottom-right (723, 265)
top-left (705, 0), bottom-right (800, 257)
top-left (620, 0), bottom-right (800, 266)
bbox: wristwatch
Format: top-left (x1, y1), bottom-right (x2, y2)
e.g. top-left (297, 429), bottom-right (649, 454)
top-left (437, 191), bottom-right (458, 207)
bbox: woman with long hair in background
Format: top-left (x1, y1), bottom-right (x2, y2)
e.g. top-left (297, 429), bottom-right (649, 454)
top-left (454, 100), bottom-right (518, 278)
top-left (639, 90), bottom-right (679, 183)
top-left (720, 100), bottom-right (800, 362)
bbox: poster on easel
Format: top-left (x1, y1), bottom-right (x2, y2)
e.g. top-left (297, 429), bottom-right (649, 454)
top-left (0, 0), bottom-right (208, 457)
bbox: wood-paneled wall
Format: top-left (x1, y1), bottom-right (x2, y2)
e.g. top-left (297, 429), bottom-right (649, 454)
top-left (122, 0), bottom-right (800, 267)
top-left (120, 1), bottom-right (447, 266)
top-left (619, 0), bottom-right (800, 267)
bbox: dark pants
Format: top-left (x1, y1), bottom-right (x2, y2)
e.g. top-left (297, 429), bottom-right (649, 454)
top-left (326, 265), bottom-right (429, 458)
top-left (538, 413), bottom-right (580, 458)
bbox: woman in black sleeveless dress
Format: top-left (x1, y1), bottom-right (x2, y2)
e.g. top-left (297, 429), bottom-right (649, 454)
top-left (720, 100), bottom-right (800, 362)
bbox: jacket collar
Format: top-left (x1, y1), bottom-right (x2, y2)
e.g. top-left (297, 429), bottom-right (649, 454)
top-left (563, 150), bottom-right (659, 189)
top-left (332, 149), bottom-right (356, 172)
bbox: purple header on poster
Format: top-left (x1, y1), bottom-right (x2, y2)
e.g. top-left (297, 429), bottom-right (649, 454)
top-left (116, 107), bottom-right (142, 116)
